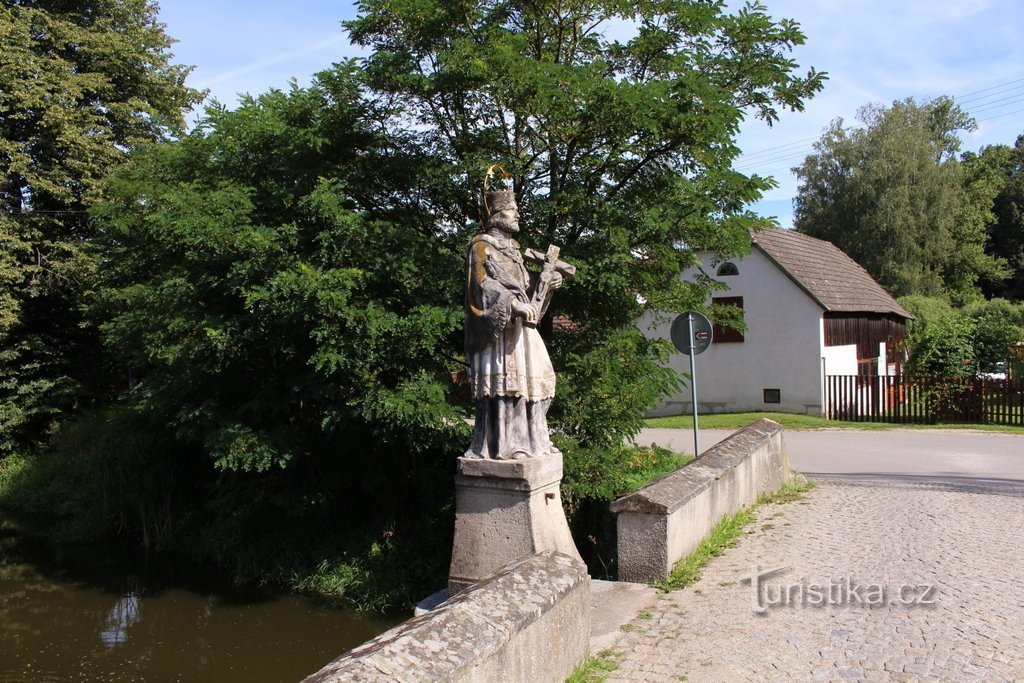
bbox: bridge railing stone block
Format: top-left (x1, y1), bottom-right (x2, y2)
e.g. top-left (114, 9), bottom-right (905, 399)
top-left (611, 419), bottom-right (793, 583)
top-left (303, 551), bottom-right (590, 683)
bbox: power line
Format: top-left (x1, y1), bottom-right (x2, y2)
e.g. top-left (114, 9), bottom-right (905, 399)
top-left (976, 107), bottom-right (1024, 124)
top-left (955, 83), bottom-right (1024, 107)
top-left (737, 75), bottom-right (1024, 166)
top-left (953, 77), bottom-right (1024, 103)
top-left (968, 94), bottom-right (1024, 115)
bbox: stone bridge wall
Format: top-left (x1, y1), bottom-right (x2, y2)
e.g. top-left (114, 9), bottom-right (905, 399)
top-left (611, 419), bottom-right (793, 583)
top-left (303, 551), bottom-right (590, 683)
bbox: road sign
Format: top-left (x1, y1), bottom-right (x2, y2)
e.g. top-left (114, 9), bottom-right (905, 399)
top-left (670, 312), bottom-right (713, 355)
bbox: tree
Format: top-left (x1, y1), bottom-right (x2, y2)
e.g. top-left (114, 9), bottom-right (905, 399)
top-left (345, 0), bottom-right (824, 441)
top-left (793, 98), bottom-right (1007, 303)
top-left (966, 136), bottom-right (1024, 301)
top-left (0, 0), bottom-right (202, 454)
top-left (90, 71), bottom-right (475, 599)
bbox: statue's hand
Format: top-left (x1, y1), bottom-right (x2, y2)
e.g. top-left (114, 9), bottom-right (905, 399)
top-left (549, 272), bottom-right (563, 289)
top-left (513, 301), bottom-right (540, 323)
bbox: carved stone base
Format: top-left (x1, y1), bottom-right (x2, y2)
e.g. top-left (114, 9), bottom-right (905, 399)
top-left (448, 454), bottom-right (583, 595)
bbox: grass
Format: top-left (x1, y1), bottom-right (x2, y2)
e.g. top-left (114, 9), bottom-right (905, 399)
top-left (645, 411), bottom-right (1024, 434)
top-left (565, 649), bottom-right (620, 683)
top-left (655, 506), bottom-right (756, 592)
top-left (757, 476), bottom-right (816, 504)
top-left (655, 476), bottom-right (816, 593)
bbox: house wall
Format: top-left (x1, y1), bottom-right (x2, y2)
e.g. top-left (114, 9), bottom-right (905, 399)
top-left (641, 249), bottom-right (827, 417)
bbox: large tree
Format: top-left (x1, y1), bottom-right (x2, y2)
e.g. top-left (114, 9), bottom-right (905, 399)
top-left (793, 98), bottom-right (1007, 303)
top-left (345, 0), bottom-right (824, 443)
top-left (966, 136), bottom-right (1024, 301)
top-left (0, 0), bottom-right (202, 454)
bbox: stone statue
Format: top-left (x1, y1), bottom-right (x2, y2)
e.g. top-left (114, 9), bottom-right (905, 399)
top-left (464, 181), bottom-right (575, 460)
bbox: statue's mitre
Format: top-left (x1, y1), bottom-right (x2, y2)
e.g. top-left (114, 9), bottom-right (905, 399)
top-left (485, 189), bottom-right (516, 216)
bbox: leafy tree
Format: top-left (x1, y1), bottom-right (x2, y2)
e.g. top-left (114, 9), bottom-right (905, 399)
top-left (346, 0), bottom-right (825, 440)
top-left (0, 0), bottom-right (202, 454)
top-left (793, 98), bottom-right (1007, 303)
top-left (93, 70), bottom-right (468, 558)
top-left (966, 136), bottom-right (1024, 301)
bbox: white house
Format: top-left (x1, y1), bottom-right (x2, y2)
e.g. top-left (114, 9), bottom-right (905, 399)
top-left (641, 229), bottom-right (913, 416)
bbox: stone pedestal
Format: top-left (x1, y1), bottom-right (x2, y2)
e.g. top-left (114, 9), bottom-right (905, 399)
top-left (448, 453), bottom-right (582, 594)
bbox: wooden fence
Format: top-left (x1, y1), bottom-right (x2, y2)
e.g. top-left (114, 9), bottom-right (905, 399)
top-left (824, 374), bottom-right (1024, 426)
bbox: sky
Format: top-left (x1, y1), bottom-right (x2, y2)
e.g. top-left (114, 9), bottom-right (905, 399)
top-left (159, 0), bottom-right (1024, 229)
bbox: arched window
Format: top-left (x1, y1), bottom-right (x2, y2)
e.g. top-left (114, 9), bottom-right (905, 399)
top-left (716, 262), bottom-right (739, 276)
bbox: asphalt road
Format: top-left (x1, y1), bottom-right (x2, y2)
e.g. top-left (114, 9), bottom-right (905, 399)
top-left (636, 427), bottom-right (1024, 494)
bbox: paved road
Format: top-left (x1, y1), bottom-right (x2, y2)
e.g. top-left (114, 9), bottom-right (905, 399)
top-left (609, 428), bottom-right (1024, 681)
top-left (609, 481), bottom-right (1024, 681)
top-left (637, 427), bottom-right (1024, 494)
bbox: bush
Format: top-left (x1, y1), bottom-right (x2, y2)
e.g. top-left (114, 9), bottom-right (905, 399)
top-left (962, 298), bottom-right (1024, 373)
top-left (0, 409), bottom-right (205, 547)
top-left (907, 315), bottom-right (977, 381)
top-left (559, 436), bottom-right (687, 577)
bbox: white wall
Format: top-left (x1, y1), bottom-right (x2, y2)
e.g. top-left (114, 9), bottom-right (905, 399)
top-left (641, 249), bottom-right (827, 416)
top-left (822, 342), bottom-right (858, 376)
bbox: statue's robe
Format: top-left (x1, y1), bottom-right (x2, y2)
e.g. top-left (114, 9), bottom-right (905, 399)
top-left (464, 232), bottom-right (556, 459)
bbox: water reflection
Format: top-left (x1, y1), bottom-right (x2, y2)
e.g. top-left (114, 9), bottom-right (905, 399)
top-left (101, 590), bottom-right (140, 647)
top-left (0, 515), bottom-right (403, 681)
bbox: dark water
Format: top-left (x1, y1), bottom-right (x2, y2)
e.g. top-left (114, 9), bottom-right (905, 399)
top-left (0, 515), bottom-right (403, 682)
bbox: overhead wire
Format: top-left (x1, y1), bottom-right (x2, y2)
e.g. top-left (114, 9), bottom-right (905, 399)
top-left (734, 75), bottom-right (1024, 174)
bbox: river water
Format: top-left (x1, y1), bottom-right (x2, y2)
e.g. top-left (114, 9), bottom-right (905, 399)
top-left (0, 515), bottom-right (403, 681)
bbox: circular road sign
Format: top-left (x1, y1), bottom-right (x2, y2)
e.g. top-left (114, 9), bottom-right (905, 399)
top-left (670, 312), bottom-right (713, 355)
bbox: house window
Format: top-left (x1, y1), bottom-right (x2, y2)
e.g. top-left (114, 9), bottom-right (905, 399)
top-left (717, 262), bottom-right (739, 276)
top-left (711, 296), bottom-right (744, 343)
top-left (763, 388), bottom-right (781, 404)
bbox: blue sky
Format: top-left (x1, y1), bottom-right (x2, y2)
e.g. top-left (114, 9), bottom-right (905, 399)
top-left (160, 0), bottom-right (1024, 229)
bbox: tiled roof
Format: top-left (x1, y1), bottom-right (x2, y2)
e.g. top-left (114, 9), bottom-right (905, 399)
top-left (752, 229), bottom-right (913, 319)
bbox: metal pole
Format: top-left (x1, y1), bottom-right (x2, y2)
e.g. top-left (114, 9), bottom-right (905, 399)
top-left (688, 313), bottom-right (700, 458)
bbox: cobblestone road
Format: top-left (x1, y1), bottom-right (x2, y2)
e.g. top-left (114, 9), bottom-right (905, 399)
top-left (607, 481), bottom-right (1024, 682)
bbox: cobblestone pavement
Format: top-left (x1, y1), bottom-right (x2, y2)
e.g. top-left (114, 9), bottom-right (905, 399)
top-left (607, 481), bottom-right (1024, 682)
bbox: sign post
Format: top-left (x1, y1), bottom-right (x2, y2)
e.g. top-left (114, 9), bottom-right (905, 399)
top-left (670, 312), bottom-right (713, 458)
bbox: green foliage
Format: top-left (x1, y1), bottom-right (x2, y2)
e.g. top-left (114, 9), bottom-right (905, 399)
top-left (907, 315), bottom-right (977, 381)
top-left (968, 135), bottom-right (1024, 301)
top-left (94, 73), bottom-right (469, 479)
top-left (0, 409), bottom-right (203, 548)
top-left (757, 476), bottom-right (815, 504)
top-left (0, 0), bottom-right (203, 456)
top-left (962, 298), bottom-right (1024, 372)
top-left (898, 295), bottom-right (956, 355)
top-left (793, 98), bottom-right (1008, 302)
top-left (898, 295), bottom-right (1022, 377)
top-left (560, 439), bottom-right (688, 517)
top-left (80, 72), bottom-right (468, 608)
top-left (346, 0), bottom-right (824, 445)
top-left (559, 437), bottom-right (687, 575)
top-left (553, 328), bottom-right (679, 448)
